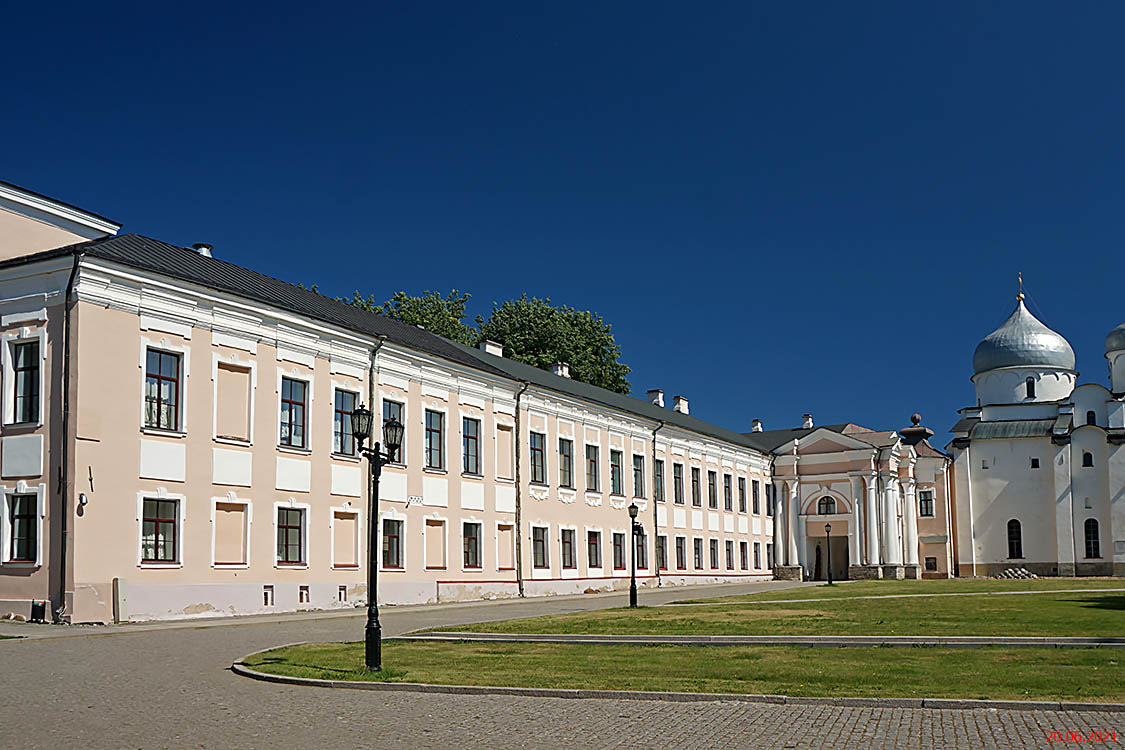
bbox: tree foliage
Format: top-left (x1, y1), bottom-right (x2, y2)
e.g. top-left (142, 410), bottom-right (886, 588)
top-left (343, 289), bottom-right (631, 393)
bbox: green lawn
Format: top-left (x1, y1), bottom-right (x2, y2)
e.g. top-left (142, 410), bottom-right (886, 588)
top-left (243, 641), bottom-right (1125, 702)
top-left (426, 581), bottom-right (1125, 637)
top-left (678, 577), bottom-right (1125, 603)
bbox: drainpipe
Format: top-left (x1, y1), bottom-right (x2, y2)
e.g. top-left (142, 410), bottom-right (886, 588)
top-left (650, 420), bottom-right (665, 585)
top-left (56, 250), bottom-right (83, 623)
top-left (513, 381), bottom-right (530, 597)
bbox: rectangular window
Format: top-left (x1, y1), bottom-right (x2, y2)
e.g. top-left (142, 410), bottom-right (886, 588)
top-left (425, 410), bottom-right (445, 469)
top-left (691, 468), bottom-right (701, 507)
top-left (654, 459), bottom-right (665, 502)
top-left (276, 507), bottom-right (305, 565)
top-left (216, 363), bottom-right (251, 441)
top-left (298, 585), bottom-right (310, 604)
top-left (213, 502), bottom-right (248, 566)
top-left (338, 585), bottom-right (348, 603)
top-left (707, 471), bottom-right (718, 509)
top-left (463, 522), bottom-right (481, 569)
top-left (425, 519), bottom-right (446, 569)
top-left (141, 498), bottom-right (178, 563)
top-left (924, 556), bottom-right (938, 572)
top-left (8, 494), bottom-right (37, 562)
top-left (632, 455), bottom-right (645, 497)
top-left (723, 474), bottom-right (732, 511)
top-left (613, 532), bottom-right (626, 570)
top-left (530, 432), bottom-right (546, 484)
top-left (12, 341), bottom-right (40, 424)
top-left (383, 400), bottom-right (404, 463)
top-left (656, 535), bottom-right (667, 570)
top-left (333, 389), bottom-right (357, 455)
top-left (740, 540), bottom-right (749, 570)
top-left (610, 450), bottom-right (624, 495)
top-left (753, 541), bottom-right (762, 570)
top-left (752, 480), bottom-right (761, 515)
top-left (693, 538), bottom-right (704, 569)
top-left (587, 530), bottom-right (602, 568)
top-left (635, 528), bottom-right (648, 569)
top-left (918, 490), bottom-right (935, 518)
top-left (462, 417), bottom-right (482, 475)
top-left (673, 463), bottom-right (684, 504)
top-left (559, 438), bottom-right (574, 488)
top-left (532, 526), bottom-right (549, 568)
top-left (263, 585), bottom-right (274, 606)
top-left (561, 528), bottom-right (576, 569)
top-left (675, 536), bottom-right (686, 569)
top-left (279, 377), bottom-right (307, 448)
top-left (766, 543), bottom-right (774, 569)
top-left (382, 518), bottom-right (403, 568)
top-left (144, 349), bottom-right (180, 431)
top-left (497, 524), bottom-right (515, 570)
top-left (585, 444), bottom-right (600, 491)
top-left (1030, 457), bottom-right (1041, 469)
top-left (709, 538), bottom-right (719, 569)
top-left (766, 484), bottom-right (774, 517)
top-left (738, 477), bottom-right (747, 513)
top-left (496, 424), bottom-right (514, 479)
top-left (331, 510), bottom-right (358, 568)
top-left (725, 539), bottom-right (734, 570)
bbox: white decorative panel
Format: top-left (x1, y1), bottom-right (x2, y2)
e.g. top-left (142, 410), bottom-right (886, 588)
top-left (330, 360), bottom-right (365, 379)
top-left (752, 517), bottom-right (762, 535)
top-left (212, 448), bottom-right (252, 487)
top-left (276, 347), bottom-right (315, 367)
top-left (379, 373), bottom-right (410, 391)
top-left (275, 456), bottom-right (311, 492)
top-left (459, 393), bottom-right (486, 410)
top-left (381, 472), bottom-right (407, 502)
top-left (138, 439), bottom-right (185, 482)
top-left (331, 464), bottom-right (362, 497)
top-left (212, 331), bottom-right (256, 353)
top-left (421, 383), bottom-right (448, 400)
top-left (461, 481), bottom-right (485, 510)
top-left (656, 505), bottom-right (668, 528)
top-left (2, 434), bottom-right (43, 478)
top-left (495, 484), bottom-right (516, 513)
top-left (723, 515), bottom-right (734, 533)
top-left (739, 517), bottom-right (750, 534)
top-left (673, 508), bottom-right (687, 529)
top-left (708, 512), bottom-right (720, 531)
top-left (422, 475), bottom-right (448, 507)
top-left (691, 510), bottom-right (704, 530)
top-left (141, 314), bottom-right (192, 339)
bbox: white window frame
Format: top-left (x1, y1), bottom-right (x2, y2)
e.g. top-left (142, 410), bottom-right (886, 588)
top-left (558, 523), bottom-right (579, 578)
top-left (584, 524), bottom-right (605, 575)
top-left (139, 337), bottom-right (190, 435)
top-left (378, 508), bottom-right (408, 572)
top-left (495, 520), bottom-right (516, 571)
top-left (211, 353), bottom-right (257, 445)
top-left (423, 513), bottom-right (448, 570)
top-left (273, 499), bottom-right (311, 569)
top-left (610, 526), bottom-right (628, 575)
top-left (332, 384), bottom-right (361, 457)
top-left (209, 494), bottom-right (252, 569)
top-left (329, 502), bottom-right (362, 570)
top-left (423, 405), bottom-right (449, 472)
top-left (2, 328), bottom-right (46, 427)
top-left (136, 489), bottom-right (186, 568)
top-left (276, 368), bottom-right (314, 452)
top-left (0, 481), bottom-right (46, 566)
top-left (461, 515), bottom-right (484, 572)
top-left (380, 396), bottom-right (408, 467)
top-left (529, 522), bottom-right (551, 578)
top-left (494, 419), bottom-right (515, 481)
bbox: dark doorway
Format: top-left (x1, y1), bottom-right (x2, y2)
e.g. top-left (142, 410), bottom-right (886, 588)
top-left (814, 544), bottom-right (823, 581)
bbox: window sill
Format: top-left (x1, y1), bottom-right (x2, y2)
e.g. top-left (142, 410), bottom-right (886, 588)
top-left (331, 453), bottom-right (361, 463)
top-left (423, 467), bottom-right (448, 475)
top-left (139, 562), bottom-right (182, 569)
top-left (530, 481), bottom-right (549, 488)
top-left (142, 428), bottom-right (186, 439)
top-left (496, 477), bottom-right (515, 484)
top-left (276, 562), bottom-right (309, 569)
top-left (277, 445), bottom-right (312, 456)
top-left (214, 436), bottom-right (252, 447)
top-left (462, 566), bottom-right (483, 572)
top-left (425, 567), bottom-right (447, 571)
top-left (1, 561), bottom-right (39, 568)
top-left (497, 567), bottom-right (516, 571)
top-left (462, 472), bottom-right (483, 480)
top-left (332, 564), bottom-right (360, 570)
top-left (213, 562), bottom-right (249, 569)
top-left (381, 566), bottom-right (405, 572)
top-left (3, 421), bottom-right (42, 431)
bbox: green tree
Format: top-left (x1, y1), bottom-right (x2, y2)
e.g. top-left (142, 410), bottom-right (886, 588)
top-left (349, 289), bottom-right (474, 345)
top-left (474, 295), bottom-right (631, 394)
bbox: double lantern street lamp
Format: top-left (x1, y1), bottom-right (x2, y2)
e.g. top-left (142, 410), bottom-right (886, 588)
top-left (349, 404), bottom-right (404, 672)
top-left (824, 523), bottom-right (833, 586)
top-left (628, 502), bottom-right (641, 608)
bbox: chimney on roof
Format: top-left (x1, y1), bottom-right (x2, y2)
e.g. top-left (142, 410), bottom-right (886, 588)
top-left (802, 413), bottom-right (814, 429)
top-left (551, 362), bottom-right (571, 378)
top-left (647, 389), bottom-right (665, 408)
top-left (480, 339), bottom-right (503, 357)
top-left (751, 419), bottom-right (763, 433)
top-left (192, 243), bottom-right (213, 258)
top-left (673, 395), bottom-right (689, 415)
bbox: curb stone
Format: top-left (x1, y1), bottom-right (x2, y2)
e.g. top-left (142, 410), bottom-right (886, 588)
top-left (231, 645), bottom-right (1125, 713)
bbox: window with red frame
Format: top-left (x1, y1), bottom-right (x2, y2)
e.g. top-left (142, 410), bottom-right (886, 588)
top-left (277, 507), bottom-right (304, 564)
top-left (144, 349), bottom-right (180, 431)
top-left (142, 498), bottom-right (178, 563)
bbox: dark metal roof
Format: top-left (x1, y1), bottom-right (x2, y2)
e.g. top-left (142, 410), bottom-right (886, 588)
top-left (6, 234), bottom-right (771, 454)
top-left (739, 424), bottom-right (853, 453)
top-left (968, 419), bottom-right (1055, 440)
top-left (950, 416), bottom-right (980, 434)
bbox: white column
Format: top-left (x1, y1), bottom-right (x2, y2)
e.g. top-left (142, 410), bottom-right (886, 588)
top-left (903, 480), bottom-right (919, 566)
top-left (865, 473), bottom-right (880, 566)
top-left (848, 476), bottom-right (862, 567)
top-left (786, 481), bottom-right (799, 567)
top-left (883, 478), bottom-right (902, 565)
top-left (772, 482), bottom-right (785, 566)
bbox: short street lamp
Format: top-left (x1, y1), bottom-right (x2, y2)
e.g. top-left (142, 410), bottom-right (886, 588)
top-left (824, 523), bottom-right (833, 586)
top-left (628, 502), bottom-right (640, 608)
top-left (351, 404), bottom-right (404, 671)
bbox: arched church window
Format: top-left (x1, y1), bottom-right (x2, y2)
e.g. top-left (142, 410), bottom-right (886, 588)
top-left (1086, 410), bottom-right (1097, 426)
top-left (1025, 377), bottom-right (1035, 398)
top-left (1007, 519), bottom-right (1023, 559)
top-left (817, 497), bottom-right (836, 515)
top-left (1084, 518), bottom-right (1100, 559)
top-left (1083, 452), bottom-right (1094, 468)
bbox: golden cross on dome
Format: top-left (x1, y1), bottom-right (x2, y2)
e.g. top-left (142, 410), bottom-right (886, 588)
top-left (1017, 272), bottom-right (1025, 301)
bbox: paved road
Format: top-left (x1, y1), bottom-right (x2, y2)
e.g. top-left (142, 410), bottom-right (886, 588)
top-left (0, 581), bottom-right (1115, 749)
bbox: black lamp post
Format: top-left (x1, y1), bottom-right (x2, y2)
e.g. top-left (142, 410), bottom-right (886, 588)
top-left (824, 522), bottom-right (833, 585)
top-left (351, 404), bottom-right (404, 671)
top-left (628, 502), bottom-right (640, 608)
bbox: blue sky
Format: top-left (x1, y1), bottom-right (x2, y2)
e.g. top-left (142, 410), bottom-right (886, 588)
top-left (5, 3), bottom-right (1123, 443)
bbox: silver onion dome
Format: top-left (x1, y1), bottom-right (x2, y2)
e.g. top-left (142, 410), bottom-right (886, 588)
top-left (1106, 323), bottom-right (1125, 353)
top-left (972, 300), bottom-right (1075, 375)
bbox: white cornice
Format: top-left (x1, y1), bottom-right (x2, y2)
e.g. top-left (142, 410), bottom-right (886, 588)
top-left (0, 184), bottom-right (120, 238)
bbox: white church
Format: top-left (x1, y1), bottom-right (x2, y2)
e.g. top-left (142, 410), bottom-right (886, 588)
top-left (950, 291), bottom-right (1125, 577)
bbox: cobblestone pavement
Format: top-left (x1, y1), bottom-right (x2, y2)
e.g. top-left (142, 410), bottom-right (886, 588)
top-left (1, 581), bottom-right (1118, 749)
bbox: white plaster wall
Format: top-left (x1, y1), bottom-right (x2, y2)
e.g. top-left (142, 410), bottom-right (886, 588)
top-left (968, 437), bottom-right (1058, 566)
top-left (973, 367), bottom-right (1074, 406)
top-left (1070, 427), bottom-right (1110, 563)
